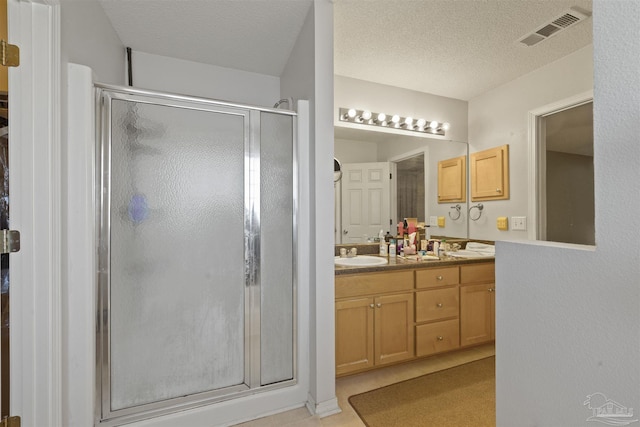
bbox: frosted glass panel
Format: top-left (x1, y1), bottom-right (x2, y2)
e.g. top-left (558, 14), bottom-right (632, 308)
top-left (260, 112), bottom-right (294, 385)
top-left (109, 99), bottom-right (246, 410)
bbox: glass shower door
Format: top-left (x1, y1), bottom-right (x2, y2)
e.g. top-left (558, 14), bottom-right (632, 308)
top-left (96, 86), bottom-right (296, 425)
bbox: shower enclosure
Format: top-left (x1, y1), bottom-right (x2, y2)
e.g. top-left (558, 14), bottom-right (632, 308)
top-left (95, 85), bottom-right (297, 425)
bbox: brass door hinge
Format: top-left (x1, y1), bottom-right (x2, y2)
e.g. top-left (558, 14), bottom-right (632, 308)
top-left (0, 416), bottom-right (20, 427)
top-left (1, 40), bottom-right (19, 67)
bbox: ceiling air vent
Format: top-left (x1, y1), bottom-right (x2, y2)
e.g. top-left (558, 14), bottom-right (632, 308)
top-left (518, 7), bottom-right (591, 47)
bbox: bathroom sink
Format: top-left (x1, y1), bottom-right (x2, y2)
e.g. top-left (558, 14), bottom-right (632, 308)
top-left (334, 255), bottom-right (388, 267)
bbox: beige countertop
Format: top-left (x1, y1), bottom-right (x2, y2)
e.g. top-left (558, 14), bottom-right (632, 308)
top-left (334, 254), bottom-right (494, 276)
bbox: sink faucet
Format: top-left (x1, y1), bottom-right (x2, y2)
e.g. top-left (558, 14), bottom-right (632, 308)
top-left (348, 247), bottom-right (357, 258)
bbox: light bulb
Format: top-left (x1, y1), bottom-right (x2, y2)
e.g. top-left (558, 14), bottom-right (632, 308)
top-left (429, 121), bottom-right (439, 129)
top-left (361, 110), bottom-right (372, 120)
top-left (391, 115), bottom-right (400, 124)
top-left (347, 109), bottom-right (357, 118)
top-left (404, 117), bottom-right (413, 126)
top-left (442, 122), bottom-right (450, 131)
top-left (377, 113), bottom-right (386, 122)
top-left (416, 118), bottom-right (426, 128)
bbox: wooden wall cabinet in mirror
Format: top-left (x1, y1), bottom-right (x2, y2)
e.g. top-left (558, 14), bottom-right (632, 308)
top-left (471, 144), bottom-right (509, 201)
top-left (437, 155), bottom-right (466, 203)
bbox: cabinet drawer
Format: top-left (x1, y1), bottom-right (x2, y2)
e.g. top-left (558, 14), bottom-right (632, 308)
top-left (460, 263), bottom-right (494, 284)
top-left (416, 288), bottom-right (459, 323)
top-left (336, 271), bottom-right (414, 299)
top-left (416, 267), bottom-right (459, 288)
top-left (416, 319), bottom-right (460, 357)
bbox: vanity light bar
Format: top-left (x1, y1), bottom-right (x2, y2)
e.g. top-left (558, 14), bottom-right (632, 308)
top-left (338, 107), bottom-right (449, 136)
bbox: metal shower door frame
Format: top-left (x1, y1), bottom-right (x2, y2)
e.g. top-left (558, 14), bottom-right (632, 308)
top-left (94, 84), bottom-right (297, 427)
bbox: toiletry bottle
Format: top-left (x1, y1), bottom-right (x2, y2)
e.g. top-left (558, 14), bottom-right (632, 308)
top-left (385, 231), bottom-right (391, 242)
top-left (389, 239), bottom-right (396, 258)
top-left (433, 241), bottom-right (439, 257)
top-left (425, 225), bottom-right (431, 240)
top-left (378, 230), bottom-right (387, 256)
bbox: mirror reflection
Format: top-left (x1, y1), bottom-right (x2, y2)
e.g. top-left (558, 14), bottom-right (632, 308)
top-left (334, 126), bottom-right (468, 243)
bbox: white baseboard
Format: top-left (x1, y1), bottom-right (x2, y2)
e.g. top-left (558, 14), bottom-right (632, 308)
top-left (305, 394), bottom-right (341, 418)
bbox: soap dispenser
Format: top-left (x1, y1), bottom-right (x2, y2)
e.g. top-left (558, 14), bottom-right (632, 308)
top-left (378, 230), bottom-right (388, 256)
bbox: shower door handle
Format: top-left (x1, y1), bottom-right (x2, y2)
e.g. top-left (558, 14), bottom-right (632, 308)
top-left (0, 230), bottom-right (20, 254)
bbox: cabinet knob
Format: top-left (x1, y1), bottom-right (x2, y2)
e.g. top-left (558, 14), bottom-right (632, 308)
top-left (437, 336), bottom-right (444, 341)
top-left (376, 303), bottom-right (382, 308)
top-left (488, 288), bottom-right (494, 293)
top-left (436, 303), bottom-right (443, 308)
top-left (436, 275), bottom-right (443, 280)
top-left (369, 303), bottom-right (375, 308)
top-left (496, 188), bottom-right (501, 192)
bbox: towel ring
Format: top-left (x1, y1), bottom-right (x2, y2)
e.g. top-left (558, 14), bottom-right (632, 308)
top-left (448, 204), bottom-right (461, 220)
top-left (469, 203), bottom-right (484, 221)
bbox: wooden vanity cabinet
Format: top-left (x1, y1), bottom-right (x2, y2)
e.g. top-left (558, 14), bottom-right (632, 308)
top-left (335, 271), bottom-right (414, 376)
top-left (335, 261), bottom-right (496, 376)
top-left (460, 263), bottom-right (496, 346)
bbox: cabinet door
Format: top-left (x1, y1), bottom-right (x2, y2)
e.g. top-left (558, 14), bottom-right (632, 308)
top-left (471, 144), bottom-right (509, 201)
top-left (336, 297), bottom-right (375, 375)
top-left (460, 283), bottom-right (495, 346)
top-left (374, 293), bottom-right (414, 365)
top-left (438, 155), bottom-right (466, 203)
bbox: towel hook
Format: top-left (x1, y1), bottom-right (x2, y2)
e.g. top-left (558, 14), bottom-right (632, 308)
top-left (469, 203), bottom-right (484, 221)
top-left (448, 204), bottom-right (461, 220)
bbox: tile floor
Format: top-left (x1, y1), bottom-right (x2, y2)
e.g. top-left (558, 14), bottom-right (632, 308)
top-left (237, 343), bottom-right (495, 427)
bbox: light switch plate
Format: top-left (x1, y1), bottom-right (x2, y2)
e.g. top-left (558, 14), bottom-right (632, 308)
top-left (497, 216), bottom-right (508, 230)
top-left (437, 216), bottom-right (445, 227)
top-left (429, 216), bottom-right (438, 227)
top-left (512, 216), bottom-right (527, 230)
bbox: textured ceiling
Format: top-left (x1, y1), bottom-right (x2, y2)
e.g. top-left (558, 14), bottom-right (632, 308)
top-left (98, 0), bottom-right (592, 101)
top-left (98, 0), bottom-right (313, 76)
top-left (335, 0), bottom-right (593, 100)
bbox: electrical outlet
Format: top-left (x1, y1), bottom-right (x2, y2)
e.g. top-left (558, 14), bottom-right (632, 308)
top-left (437, 216), bottom-right (445, 227)
top-left (429, 216), bottom-right (438, 227)
top-left (512, 216), bottom-right (527, 231)
top-left (497, 217), bottom-right (508, 231)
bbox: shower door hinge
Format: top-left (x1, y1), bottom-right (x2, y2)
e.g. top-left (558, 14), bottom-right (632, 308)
top-left (0, 230), bottom-right (20, 254)
top-left (0, 416), bottom-right (21, 427)
top-left (1, 40), bottom-right (20, 67)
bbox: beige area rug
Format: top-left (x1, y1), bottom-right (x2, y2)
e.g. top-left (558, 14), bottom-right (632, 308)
top-left (348, 357), bottom-right (495, 427)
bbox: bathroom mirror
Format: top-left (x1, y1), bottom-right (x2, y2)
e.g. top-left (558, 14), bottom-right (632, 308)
top-left (334, 126), bottom-right (468, 243)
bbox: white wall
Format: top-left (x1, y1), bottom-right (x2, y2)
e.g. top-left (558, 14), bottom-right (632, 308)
top-left (335, 75), bottom-right (468, 144)
top-left (334, 138), bottom-right (377, 163)
top-left (468, 44), bottom-right (593, 241)
top-left (496, 1), bottom-right (640, 426)
top-left (131, 51), bottom-right (281, 108)
top-left (59, 1), bottom-right (125, 425)
top-left (281, 0), bottom-right (339, 418)
top-left (60, 0), bottom-right (125, 85)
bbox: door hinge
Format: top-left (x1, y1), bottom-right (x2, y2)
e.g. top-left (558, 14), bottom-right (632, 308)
top-left (389, 173), bottom-right (392, 179)
top-left (1, 40), bottom-right (20, 67)
top-left (0, 416), bottom-right (21, 427)
top-left (0, 230), bottom-right (20, 254)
